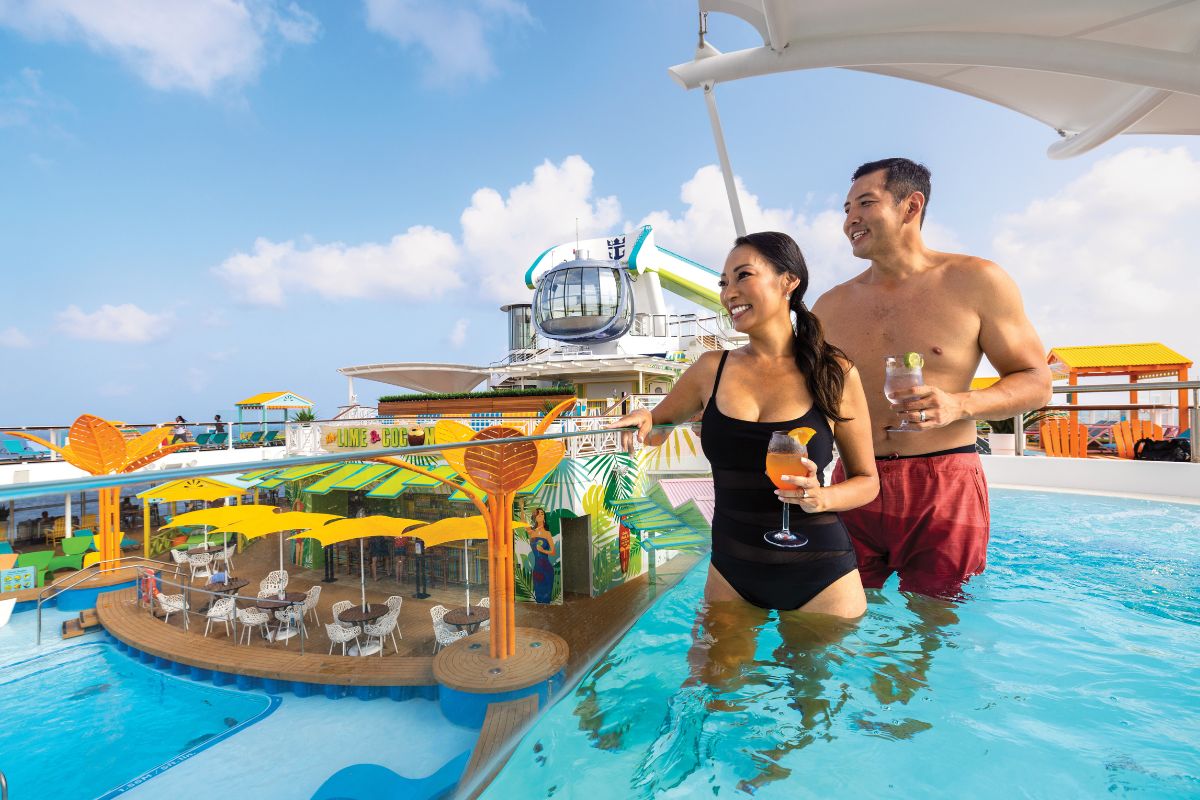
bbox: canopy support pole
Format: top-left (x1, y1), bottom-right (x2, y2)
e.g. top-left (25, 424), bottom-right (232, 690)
top-left (703, 81), bottom-right (746, 237)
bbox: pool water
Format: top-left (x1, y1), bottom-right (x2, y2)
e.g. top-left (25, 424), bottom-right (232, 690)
top-left (0, 641), bottom-right (276, 800)
top-left (482, 489), bottom-right (1200, 798)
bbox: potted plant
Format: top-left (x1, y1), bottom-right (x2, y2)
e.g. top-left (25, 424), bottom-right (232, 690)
top-left (293, 408), bottom-right (316, 424)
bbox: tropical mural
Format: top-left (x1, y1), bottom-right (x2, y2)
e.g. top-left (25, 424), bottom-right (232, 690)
top-left (513, 506), bottom-right (564, 605)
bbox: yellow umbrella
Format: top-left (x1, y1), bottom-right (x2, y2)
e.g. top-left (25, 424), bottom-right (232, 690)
top-left (291, 516), bottom-right (427, 609)
top-left (161, 504), bottom-right (278, 529)
top-left (160, 504), bottom-right (278, 549)
top-left (212, 511), bottom-right (343, 586)
top-left (408, 516), bottom-right (529, 608)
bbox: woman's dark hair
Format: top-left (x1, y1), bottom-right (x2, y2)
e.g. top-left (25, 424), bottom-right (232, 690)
top-left (732, 231), bottom-right (850, 422)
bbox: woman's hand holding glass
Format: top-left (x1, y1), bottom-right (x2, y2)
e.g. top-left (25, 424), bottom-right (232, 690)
top-left (774, 457), bottom-right (825, 512)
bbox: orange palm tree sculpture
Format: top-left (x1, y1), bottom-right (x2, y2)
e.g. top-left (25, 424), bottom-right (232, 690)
top-left (10, 415), bottom-right (190, 564)
top-left (376, 399), bottom-right (570, 659)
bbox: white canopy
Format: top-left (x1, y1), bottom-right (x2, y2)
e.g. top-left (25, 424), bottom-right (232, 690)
top-left (670, 1), bottom-right (1200, 158)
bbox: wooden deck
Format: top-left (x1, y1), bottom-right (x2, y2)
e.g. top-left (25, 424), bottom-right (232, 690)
top-left (433, 627), bottom-right (568, 694)
top-left (460, 695), bottom-right (540, 794)
top-left (98, 589), bottom-right (436, 686)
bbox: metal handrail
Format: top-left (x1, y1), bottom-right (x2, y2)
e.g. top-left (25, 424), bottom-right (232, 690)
top-left (36, 557), bottom-right (186, 644)
top-left (1, 767), bottom-right (7, 800)
top-left (1004, 380), bottom-right (1198, 461)
top-left (0, 422), bottom-right (649, 503)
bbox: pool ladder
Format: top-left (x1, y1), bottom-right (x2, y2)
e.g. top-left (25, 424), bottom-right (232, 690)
top-left (1, 766), bottom-right (8, 800)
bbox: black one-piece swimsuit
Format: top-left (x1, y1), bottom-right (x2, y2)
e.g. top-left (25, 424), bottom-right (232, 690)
top-left (700, 351), bottom-right (858, 611)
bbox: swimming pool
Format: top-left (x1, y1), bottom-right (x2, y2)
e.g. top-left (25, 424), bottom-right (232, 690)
top-left (0, 641), bottom-right (276, 800)
top-left (481, 489), bottom-right (1200, 798)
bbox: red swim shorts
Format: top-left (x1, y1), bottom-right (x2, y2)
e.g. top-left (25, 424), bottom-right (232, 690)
top-left (832, 451), bottom-right (989, 599)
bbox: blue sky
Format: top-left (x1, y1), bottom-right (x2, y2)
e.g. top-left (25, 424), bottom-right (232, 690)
top-left (2, 1), bottom-right (1197, 426)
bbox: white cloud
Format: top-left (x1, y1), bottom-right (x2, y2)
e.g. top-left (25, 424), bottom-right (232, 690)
top-left (992, 146), bottom-right (1199, 362)
top-left (448, 318), bottom-right (469, 347)
top-left (0, 0), bottom-right (319, 94)
top-left (214, 227), bottom-right (463, 305)
top-left (56, 303), bottom-right (172, 343)
top-left (461, 155), bottom-right (621, 302)
top-left (0, 326), bottom-right (31, 347)
top-left (363, 0), bottom-right (531, 85)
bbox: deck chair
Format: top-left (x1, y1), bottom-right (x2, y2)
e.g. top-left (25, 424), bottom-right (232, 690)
top-left (208, 432), bottom-right (229, 448)
top-left (48, 535), bottom-right (95, 572)
top-left (262, 430), bottom-right (281, 445)
top-left (237, 431), bottom-right (265, 448)
top-left (193, 433), bottom-right (213, 447)
top-left (1040, 419), bottom-right (1089, 458)
top-left (1111, 419), bottom-right (1164, 459)
top-left (2, 439), bottom-right (48, 460)
top-left (16, 550), bottom-right (55, 587)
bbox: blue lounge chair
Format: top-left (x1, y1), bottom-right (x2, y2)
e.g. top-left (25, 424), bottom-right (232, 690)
top-left (2, 440), bottom-right (49, 461)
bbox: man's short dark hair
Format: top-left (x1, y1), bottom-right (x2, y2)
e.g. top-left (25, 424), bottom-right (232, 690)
top-left (853, 158), bottom-right (931, 226)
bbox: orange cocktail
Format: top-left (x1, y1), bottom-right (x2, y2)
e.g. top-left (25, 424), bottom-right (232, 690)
top-left (766, 452), bottom-right (810, 490)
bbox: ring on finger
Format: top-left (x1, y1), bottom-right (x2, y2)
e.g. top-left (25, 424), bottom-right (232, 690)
top-left (919, 410), bottom-right (927, 423)
top-left (800, 488), bottom-right (808, 499)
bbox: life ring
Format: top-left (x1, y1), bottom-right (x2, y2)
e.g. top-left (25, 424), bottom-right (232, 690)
top-left (139, 568), bottom-right (157, 605)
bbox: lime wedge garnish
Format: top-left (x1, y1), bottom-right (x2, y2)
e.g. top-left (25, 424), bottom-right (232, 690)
top-left (903, 352), bottom-right (924, 369)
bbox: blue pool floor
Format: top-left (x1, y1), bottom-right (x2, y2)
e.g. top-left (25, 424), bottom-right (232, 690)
top-left (0, 609), bottom-right (477, 800)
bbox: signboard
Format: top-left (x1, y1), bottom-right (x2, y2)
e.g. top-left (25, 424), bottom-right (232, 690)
top-left (315, 423), bottom-right (436, 452)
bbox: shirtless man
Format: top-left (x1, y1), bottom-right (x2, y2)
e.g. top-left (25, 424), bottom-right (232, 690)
top-left (812, 158), bottom-right (1051, 598)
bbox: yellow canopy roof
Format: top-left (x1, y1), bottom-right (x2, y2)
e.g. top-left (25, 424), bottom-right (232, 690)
top-left (1048, 343), bottom-right (1191, 374)
top-left (235, 391), bottom-right (314, 409)
top-left (160, 504), bottom-right (279, 529)
top-left (137, 477), bottom-right (244, 503)
top-left (409, 516), bottom-right (528, 549)
top-left (289, 515), bottom-right (427, 547)
top-left (211, 511), bottom-right (343, 540)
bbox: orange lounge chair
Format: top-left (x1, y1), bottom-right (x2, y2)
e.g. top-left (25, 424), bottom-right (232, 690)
top-left (1041, 419), bottom-right (1089, 458)
top-left (1111, 419), bottom-right (1163, 459)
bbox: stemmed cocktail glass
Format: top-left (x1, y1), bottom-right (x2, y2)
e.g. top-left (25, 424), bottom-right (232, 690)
top-left (884, 353), bottom-right (925, 433)
top-left (764, 431), bottom-right (810, 548)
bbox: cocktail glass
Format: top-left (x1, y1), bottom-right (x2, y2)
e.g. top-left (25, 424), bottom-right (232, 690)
top-left (884, 353), bottom-right (925, 432)
top-left (764, 431), bottom-right (810, 548)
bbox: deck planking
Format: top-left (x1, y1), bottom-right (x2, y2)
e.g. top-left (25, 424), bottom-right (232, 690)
top-left (460, 695), bottom-right (540, 793)
top-left (98, 589), bottom-right (436, 686)
top-left (434, 627), bottom-right (568, 694)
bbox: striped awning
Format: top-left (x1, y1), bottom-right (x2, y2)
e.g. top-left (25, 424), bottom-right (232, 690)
top-left (303, 464), bottom-right (373, 495)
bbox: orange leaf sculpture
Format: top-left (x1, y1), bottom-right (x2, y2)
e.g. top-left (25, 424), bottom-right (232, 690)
top-left (375, 401), bottom-right (572, 659)
top-left (8, 414), bottom-right (189, 565)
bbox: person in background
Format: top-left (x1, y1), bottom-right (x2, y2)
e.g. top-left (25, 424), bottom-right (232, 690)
top-left (213, 414), bottom-right (226, 434)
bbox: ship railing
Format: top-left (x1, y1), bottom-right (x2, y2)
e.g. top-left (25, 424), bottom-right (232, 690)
top-left (1001, 380), bottom-right (1198, 461)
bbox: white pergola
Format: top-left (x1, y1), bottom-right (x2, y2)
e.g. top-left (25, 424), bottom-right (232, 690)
top-left (670, 1), bottom-right (1200, 233)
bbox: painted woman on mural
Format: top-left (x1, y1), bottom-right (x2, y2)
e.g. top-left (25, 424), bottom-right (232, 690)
top-left (529, 507), bottom-right (557, 604)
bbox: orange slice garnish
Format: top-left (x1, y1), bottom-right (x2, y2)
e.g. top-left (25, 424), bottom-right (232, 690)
top-left (788, 427), bottom-right (816, 446)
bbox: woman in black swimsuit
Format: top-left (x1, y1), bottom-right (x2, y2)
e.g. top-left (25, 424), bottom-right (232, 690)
top-left (610, 232), bottom-right (881, 793)
top-left (616, 231), bottom-right (878, 618)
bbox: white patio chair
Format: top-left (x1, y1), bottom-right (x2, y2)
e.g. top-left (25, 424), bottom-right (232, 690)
top-left (331, 599), bottom-right (354, 628)
top-left (326, 622), bottom-right (362, 655)
top-left (363, 610), bottom-right (400, 656)
top-left (187, 552), bottom-right (213, 580)
top-left (155, 590), bottom-right (188, 628)
top-left (430, 605), bottom-right (467, 653)
top-left (168, 548), bottom-right (188, 567)
top-left (302, 585), bottom-right (322, 625)
top-left (385, 595), bottom-right (403, 615)
top-left (212, 544), bottom-right (235, 572)
top-left (273, 605), bottom-right (304, 647)
top-left (236, 607), bottom-right (271, 644)
top-left (259, 569), bottom-right (288, 595)
top-left (203, 596), bottom-right (235, 638)
top-left (476, 596), bottom-right (490, 608)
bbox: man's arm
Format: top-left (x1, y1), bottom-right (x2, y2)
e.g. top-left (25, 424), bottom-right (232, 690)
top-left (960, 262), bottom-right (1052, 420)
